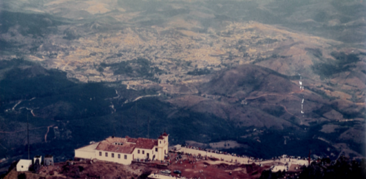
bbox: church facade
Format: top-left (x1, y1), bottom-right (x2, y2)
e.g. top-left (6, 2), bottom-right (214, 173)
top-left (74, 133), bottom-right (169, 165)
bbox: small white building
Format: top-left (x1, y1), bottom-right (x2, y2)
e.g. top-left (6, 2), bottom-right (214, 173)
top-left (44, 155), bottom-right (54, 166)
top-left (16, 159), bottom-right (32, 172)
top-left (75, 133), bottom-right (169, 165)
top-left (271, 165), bottom-right (288, 172)
top-left (172, 144), bottom-right (181, 151)
top-left (34, 155), bottom-right (42, 164)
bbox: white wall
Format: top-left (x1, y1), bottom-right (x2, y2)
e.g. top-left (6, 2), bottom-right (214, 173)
top-left (133, 148), bottom-right (156, 160)
top-left (157, 136), bottom-right (169, 160)
top-left (75, 149), bottom-right (95, 160)
top-left (152, 147), bottom-right (158, 160)
top-left (95, 150), bottom-right (132, 165)
top-left (33, 156), bottom-right (42, 164)
top-left (16, 160), bottom-right (32, 172)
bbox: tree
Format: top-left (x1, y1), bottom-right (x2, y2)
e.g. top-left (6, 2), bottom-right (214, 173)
top-left (17, 173), bottom-right (26, 179)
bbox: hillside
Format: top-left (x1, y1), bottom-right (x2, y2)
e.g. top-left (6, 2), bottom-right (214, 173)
top-left (0, 0), bottom-right (365, 174)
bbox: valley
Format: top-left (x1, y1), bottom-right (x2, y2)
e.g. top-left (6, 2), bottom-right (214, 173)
top-left (0, 0), bottom-right (365, 175)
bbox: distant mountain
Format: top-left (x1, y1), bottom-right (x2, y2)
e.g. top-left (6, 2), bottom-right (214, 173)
top-left (0, 0), bottom-right (365, 173)
top-left (200, 65), bottom-right (298, 96)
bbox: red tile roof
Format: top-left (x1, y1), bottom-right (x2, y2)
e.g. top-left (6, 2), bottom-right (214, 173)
top-left (126, 136), bottom-right (137, 143)
top-left (96, 137), bottom-right (135, 154)
top-left (162, 132), bottom-right (169, 136)
top-left (135, 138), bottom-right (158, 149)
top-left (96, 136), bottom-right (159, 154)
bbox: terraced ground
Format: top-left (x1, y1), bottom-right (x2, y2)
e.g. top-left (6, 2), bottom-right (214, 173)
top-left (0, 0), bottom-right (365, 174)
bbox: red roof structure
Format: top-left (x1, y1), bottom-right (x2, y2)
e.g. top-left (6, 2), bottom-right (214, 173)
top-left (135, 138), bottom-right (158, 149)
top-left (158, 132), bottom-right (169, 139)
top-left (96, 137), bottom-right (135, 154)
top-left (96, 136), bottom-right (159, 154)
top-left (126, 136), bottom-right (137, 143)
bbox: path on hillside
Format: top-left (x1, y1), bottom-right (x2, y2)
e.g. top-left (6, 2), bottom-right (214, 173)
top-left (245, 89), bottom-right (304, 100)
top-left (132, 93), bottom-right (161, 102)
top-left (12, 100), bottom-right (22, 111)
top-left (44, 125), bottom-right (54, 143)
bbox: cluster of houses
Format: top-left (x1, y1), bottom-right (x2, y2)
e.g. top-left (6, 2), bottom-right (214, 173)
top-left (15, 133), bottom-right (169, 173)
top-left (15, 132), bottom-right (310, 178)
top-left (16, 155), bottom-right (54, 172)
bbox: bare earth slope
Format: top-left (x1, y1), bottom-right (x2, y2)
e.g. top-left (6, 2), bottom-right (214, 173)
top-left (0, 0), bottom-right (365, 171)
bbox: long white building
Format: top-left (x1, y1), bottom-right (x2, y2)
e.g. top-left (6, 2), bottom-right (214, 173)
top-left (75, 133), bottom-right (169, 165)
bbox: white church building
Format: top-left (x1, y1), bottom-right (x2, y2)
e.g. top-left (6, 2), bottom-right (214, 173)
top-left (74, 133), bottom-right (169, 165)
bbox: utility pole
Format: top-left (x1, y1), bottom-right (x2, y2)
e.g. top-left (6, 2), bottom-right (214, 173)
top-left (147, 116), bottom-right (150, 139)
top-left (113, 124), bottom-right (116, 137)
top-left (134, 103), bottom-right (138, 137)
top-left (308, 150), bottom-right (311, 166)
top-left (27, 114), bottom-right (30, 159)
top-left (121, 115), bottom-right (123, 137)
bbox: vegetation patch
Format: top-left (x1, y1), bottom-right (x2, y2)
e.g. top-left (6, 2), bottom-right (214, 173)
top-left (101, 58), bottom-right (165, 79)
top-left (263, 106), bottom-right (285, 117)
top-left (187, 68), bottom-right (211, 76)
top-left (312, 52), bottom-right (360, 78)
top-left (0, 11), bottom-right (66, 37)
top-left (305, 48), bottom-right (322, 58)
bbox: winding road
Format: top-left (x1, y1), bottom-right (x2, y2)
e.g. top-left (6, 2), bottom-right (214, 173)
top-left (132, 93), bottom-right (161, 102)
top-left (44, 125), bottom-right (54, 143)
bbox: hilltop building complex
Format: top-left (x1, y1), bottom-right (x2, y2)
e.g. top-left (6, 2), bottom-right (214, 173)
top-left (74, 133), bottom-right (169, 165)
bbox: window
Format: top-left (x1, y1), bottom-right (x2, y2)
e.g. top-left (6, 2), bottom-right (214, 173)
top-left (142, 150), bottom-right (145, 154)
top-left (124, 155), bottom-right (127, 159)
top-left (138, 150), bottom-right (140, 154)
top-left (99, 152), bottom-right (102, 156)
top-left (160, 141), bottom-right (161, 144)
top-left (21, 166), bottom-right (23, 168)
top-left (105, 152), bottom-right (108, 157)
top-left (164, 150), bottom-right (166, 154)
top-left (155, 148), bottom-right (158, 152)
top-left (112, 153), bottom-right (114, 158)
top-left (118, 154), bottom-right (120, 159)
